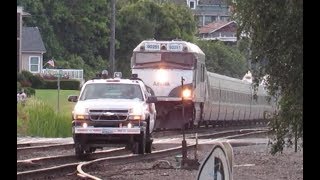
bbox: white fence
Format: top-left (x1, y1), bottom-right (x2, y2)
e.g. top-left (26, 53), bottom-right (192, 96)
top-left (41, 69), bottom-right (84, 85)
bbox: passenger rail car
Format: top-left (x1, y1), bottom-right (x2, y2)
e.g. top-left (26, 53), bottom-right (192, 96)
top-left (131, 40), bottom-right (275, 130)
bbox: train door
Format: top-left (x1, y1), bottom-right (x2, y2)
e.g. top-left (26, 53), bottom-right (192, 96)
top-left (196, 63), bottom-right (206, 102)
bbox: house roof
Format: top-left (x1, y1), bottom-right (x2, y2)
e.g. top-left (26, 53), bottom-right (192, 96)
top-left (22, 27), bottom-right (46, 52)
top-left (198, 20), bottom-right (236, 34)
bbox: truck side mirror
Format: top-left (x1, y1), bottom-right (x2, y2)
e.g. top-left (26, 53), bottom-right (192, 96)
top-left (146, 96), bottom-right (157, 103)
top-left (68, 95), bottom-right (78, 102)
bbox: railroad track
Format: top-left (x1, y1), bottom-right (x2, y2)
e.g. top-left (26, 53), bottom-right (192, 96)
top-left (17, 124), bottom-right (267, 160)
top-left (17, 128), bottom-right (269, 179)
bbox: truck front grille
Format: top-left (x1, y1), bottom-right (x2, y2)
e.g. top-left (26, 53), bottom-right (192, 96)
top-left (89, 109), bottom-right (128, 121)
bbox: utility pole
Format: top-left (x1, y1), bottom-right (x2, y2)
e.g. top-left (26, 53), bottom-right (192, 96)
top-left (109, 0), bottom-right (116, 76)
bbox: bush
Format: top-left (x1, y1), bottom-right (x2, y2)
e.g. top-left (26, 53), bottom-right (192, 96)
top-left (43, 80), bottom-right (80, 90)
top-left (20, 80), bottom-right (32, 87)
top-left (17, 82), bottom-right (21, 91)
top-left (17, 72), bottom-right (26, 82)
top-left (30, 74), bottom-right (45, 88)
top-left (24, 87), bottom-right (36, 97)
top-left (21, 70), bottom-right (34, 81)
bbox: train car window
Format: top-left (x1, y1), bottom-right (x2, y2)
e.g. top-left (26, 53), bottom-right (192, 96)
top-left (243, 94), bottom-right (245, 104)
top-left (212, 89), bottom-right (216, 101)
top-left (163, 52), bottom-right (194, 66)
top-left (135, 53), bottom-right (161, 63)
top-left (232, 92), bottom-right (235, 103)
top-left (214, 88), bottom-right (219, 101)
top-left (201, 64), bottom-right (205, 82)
top-left (220, 90), bottom-right (223, 102)
top-left (226, 91), bottom-right (229, 103)
top-left (134, 52), bottom-right (195, 68)
top-left (222, 90), bottom-right (226, 102)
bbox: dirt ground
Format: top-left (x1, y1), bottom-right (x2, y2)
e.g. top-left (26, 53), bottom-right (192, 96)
top-left (81, 139), bottom-right (303, 180)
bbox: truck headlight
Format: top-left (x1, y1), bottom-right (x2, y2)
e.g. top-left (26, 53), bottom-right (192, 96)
top-left (73, 107), bottom-right (89, 120)
top-left (129, 106), bottom-right (142, 115)
top-left (128, 106), bottom-right (145, 120)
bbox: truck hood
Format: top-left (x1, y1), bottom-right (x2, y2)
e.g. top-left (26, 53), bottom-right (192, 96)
top-left (74, 99), bottom-right (144, 110)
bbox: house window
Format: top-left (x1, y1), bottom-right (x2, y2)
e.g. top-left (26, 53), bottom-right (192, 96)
top-left (189, 1), bottom-right (195, 9)
top-left (29, 56), bottom-right (40, 73)
top-left (211, 16), bottom-right (217, 22)
top-left (220, 16), bottom-right (230, 21)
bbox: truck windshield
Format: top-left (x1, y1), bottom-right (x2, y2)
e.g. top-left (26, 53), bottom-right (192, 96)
top-left (79, 83), bottom-right (143, 101)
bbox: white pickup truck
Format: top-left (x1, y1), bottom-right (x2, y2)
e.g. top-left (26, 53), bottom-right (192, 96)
top-left (68, 72), bottom-right (157, 157)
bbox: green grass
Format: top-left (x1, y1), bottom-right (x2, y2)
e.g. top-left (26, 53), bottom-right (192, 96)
top-left (35, 89), bottom-right (79, 114)
top-left (17, 97), bottom-right (72, 137)
top-left (17, 89), bottom-right (80, 137)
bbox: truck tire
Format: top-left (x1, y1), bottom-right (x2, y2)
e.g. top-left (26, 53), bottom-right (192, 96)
top-left (145, 118), bottom-right (153, 153)
top-left (132, 131), bottom-right (146, 154)
top-left (145, 139), bottom-right (153, 153)
top-left (75, 143), bottom-right (85, 158)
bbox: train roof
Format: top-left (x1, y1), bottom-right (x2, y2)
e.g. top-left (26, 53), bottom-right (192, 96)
top-left (207, 71), bottom-right (267, 95)
top-left (207, 71), bottom-right (249, 85)
top-left (133, 40), bottom-right (205, 55)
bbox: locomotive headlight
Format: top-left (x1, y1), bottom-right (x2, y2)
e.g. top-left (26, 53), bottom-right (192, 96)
top-left (157, 69), bottom-right (168, 83)
top-left (182, 88), bottom-right (192, 98)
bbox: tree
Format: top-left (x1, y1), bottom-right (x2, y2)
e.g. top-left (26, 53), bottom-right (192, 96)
top-left (196, 40), bottom-right (247, 78)
top-left (231, 0), bottom-right (303, 154)
top-left (116, 0), bottom-right (196, 77)
top-left (18, 0), bottom-right (111, 79)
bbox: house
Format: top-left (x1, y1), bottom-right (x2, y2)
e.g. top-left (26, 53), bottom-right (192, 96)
top-left (17, 6), bottom-right (30, 72)
top-left (17, 6), bottom-right (46, 73)
top-left (172, 0), bottom-right (232, 27)
top-left (17, 6), bottom-right (84, 85)
top-left (197, 20), bottom-right (237, 42)
top-left (21, 27), bottom-right (46, 74)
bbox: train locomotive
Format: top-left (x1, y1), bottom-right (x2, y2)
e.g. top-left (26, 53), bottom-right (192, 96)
top-left (131, 40), bottom-right (275, 130)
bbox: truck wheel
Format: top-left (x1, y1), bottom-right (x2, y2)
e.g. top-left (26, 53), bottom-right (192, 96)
top-left (132, 131), bottom-right (146, 154)
top-left (75, 143), bottom-right (85, 158)
top-left (145, 118), bottom-right (152, 153)
top-left (145, 139), bottom-right (153, 153)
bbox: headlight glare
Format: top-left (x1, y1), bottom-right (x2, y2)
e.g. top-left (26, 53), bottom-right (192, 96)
top-left (157, 69), bottom-right (167, 83)
top-left (182, 89), bottom-right (191, 98)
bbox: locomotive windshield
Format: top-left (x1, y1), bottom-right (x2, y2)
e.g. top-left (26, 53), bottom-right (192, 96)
top-left (134, 52), bottom-right (195, 68)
